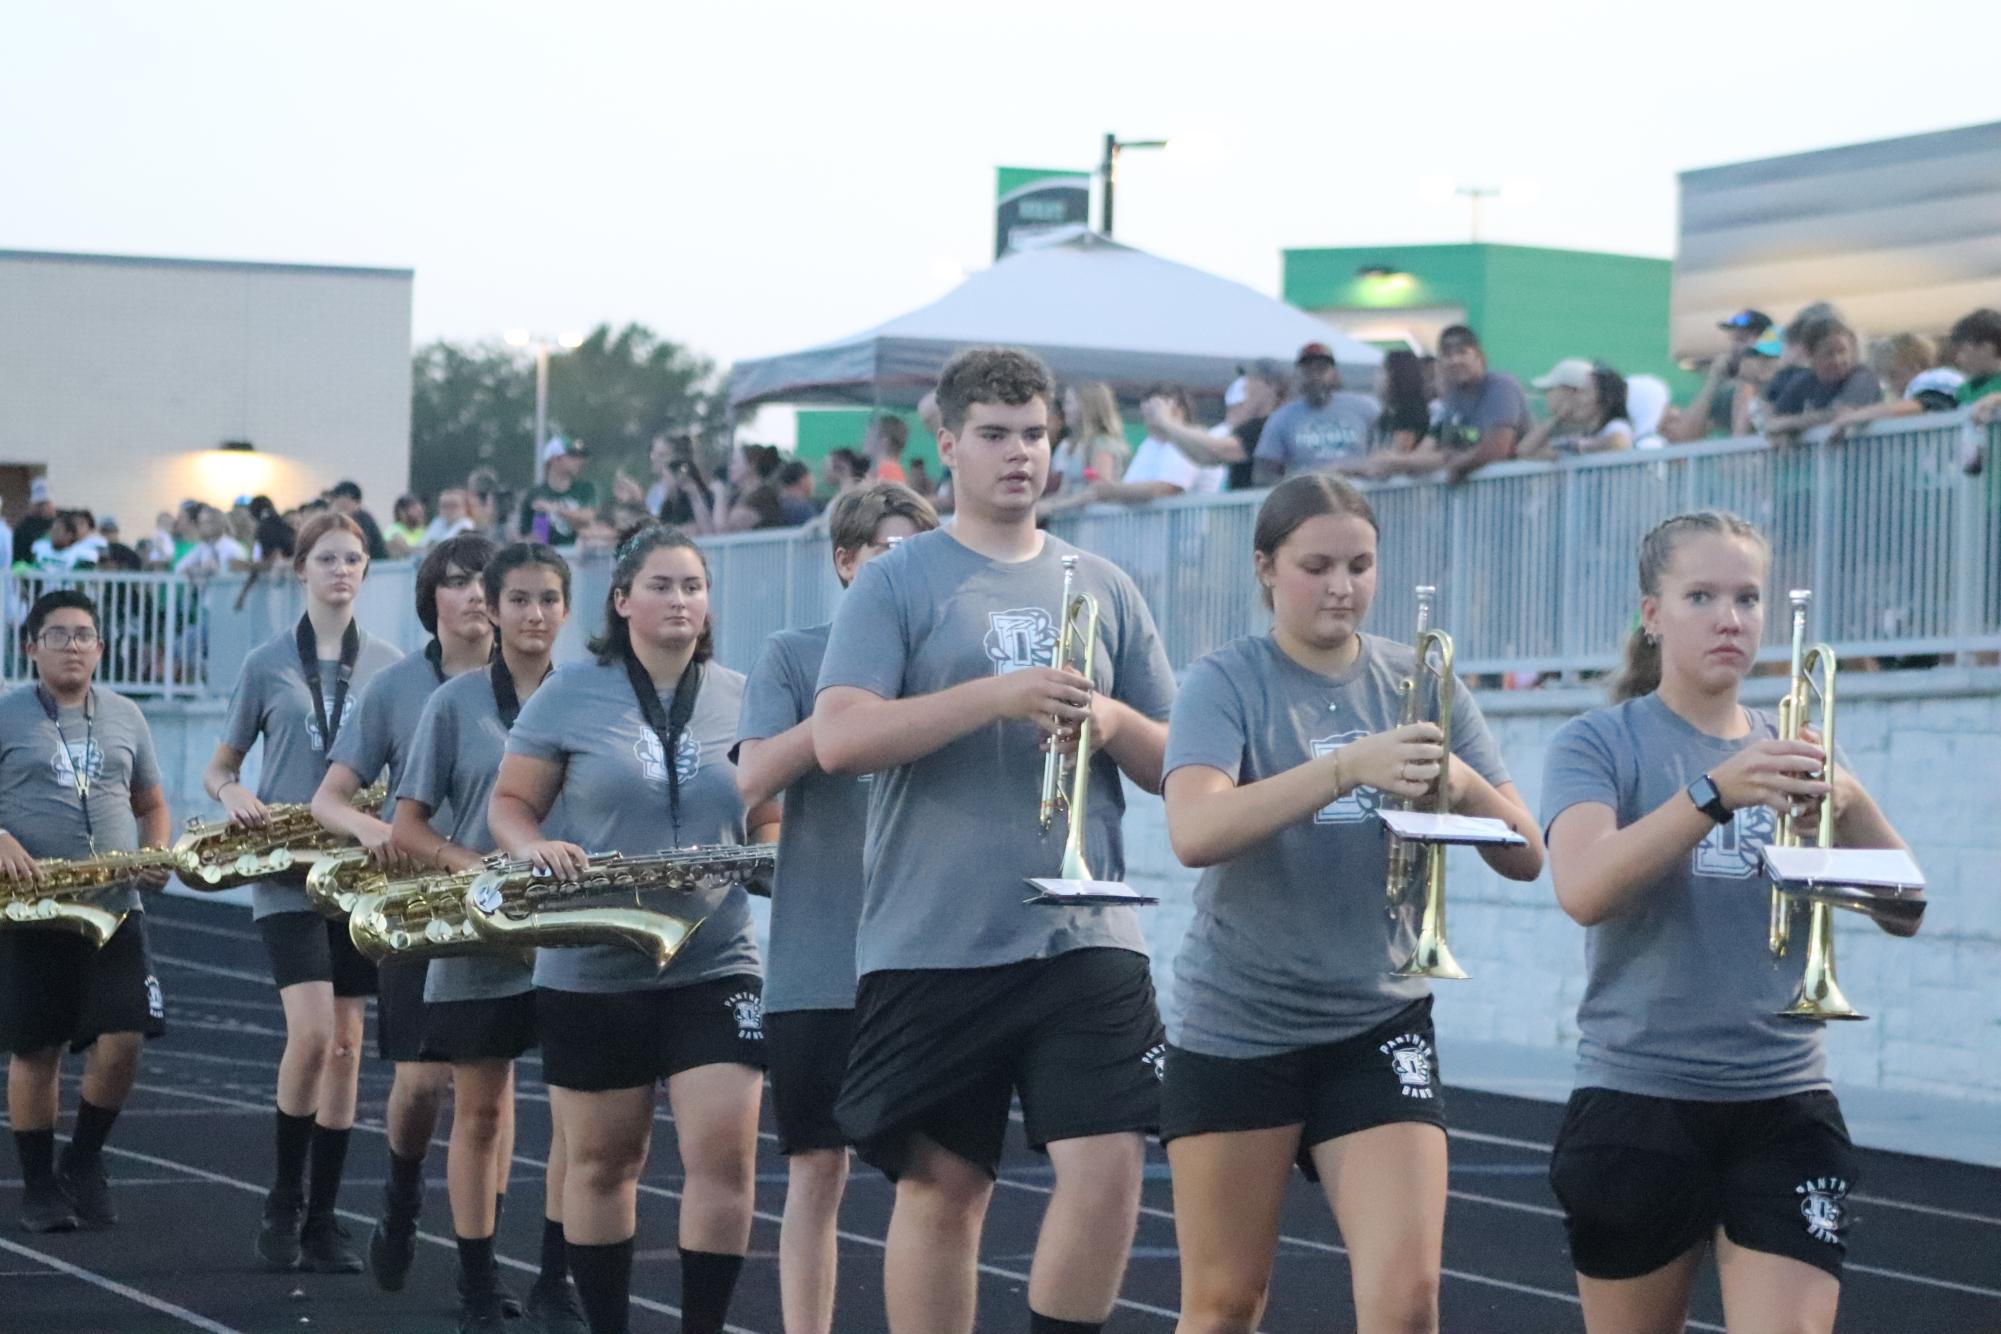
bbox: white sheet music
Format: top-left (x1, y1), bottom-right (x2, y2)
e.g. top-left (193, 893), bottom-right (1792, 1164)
top-left (1024, 878), bottom-right (1159, 906)
top-left (1378, 810), bottom-right (1528, 847)
top-left (1761, 847), bottom-right (1926, 892)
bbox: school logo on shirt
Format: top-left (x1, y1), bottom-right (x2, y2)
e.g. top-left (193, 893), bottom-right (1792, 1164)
top-left (145, 973), bottom-right (165, 1021)
top-left (1310, 730), bottom-right (1378, 824)
top-left (725, 989), bottom-right (764, 1041)
top-left (303, 698), bottom-right (355, 755)
top-left (633, 730), bottom-right (702, 786)
top-left (1142, 1042), bottom-right (1167, 1082)
top-left (1796, 1176), bottom-right (1850, 1245)
top-left (984, 608), bottom-right (1058, 675)
top-left (1691, 804), bottom-right (1778, 879)
top-left (1379, 1033), bottom-right (1436, 1099)
top-left (50, 739), bottom-right (106, 790)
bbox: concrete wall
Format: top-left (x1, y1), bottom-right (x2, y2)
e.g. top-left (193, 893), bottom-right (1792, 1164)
top-left (0, 249), bottom-right (413, 527)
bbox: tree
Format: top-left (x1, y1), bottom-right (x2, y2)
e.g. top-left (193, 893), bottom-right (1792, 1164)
top-left (409, 323), bottom-right (722, 505)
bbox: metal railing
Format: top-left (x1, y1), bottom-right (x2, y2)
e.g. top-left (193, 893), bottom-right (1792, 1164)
top-left (3, 411), bottom-right (1995, 697)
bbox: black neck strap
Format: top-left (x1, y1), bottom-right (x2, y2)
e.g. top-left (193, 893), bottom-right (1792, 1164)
top-left (489, 654), bottom-right (552, 731)
top-left (296, 614), bottom-right (362, 753)
top-left (622, 650), bottom-right (703, 836)
top-left (423, 637), bottom-right (445, 683)
top-left (37, 684), bottom-right (96, 846)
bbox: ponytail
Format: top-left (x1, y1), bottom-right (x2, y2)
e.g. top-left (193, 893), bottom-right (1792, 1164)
top-left (1611, 510), bottom-right (1766, 702)
top-left (1610, 621), bottom-right (1662, 703)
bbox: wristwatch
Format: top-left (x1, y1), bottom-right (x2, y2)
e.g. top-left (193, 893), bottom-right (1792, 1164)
top-left (1685, 774), bottom-right (1731, 825)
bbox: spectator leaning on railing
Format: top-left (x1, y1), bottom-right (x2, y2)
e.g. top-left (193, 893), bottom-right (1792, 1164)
top-left (1950, 308), bottom-right (2001, 412)
top-left (1373, 348), bottom-right (1432, 454)
top-left (327, 480), bottom-right (390, 559)
top-left (1137, 364), bottom-right (1282, 491)
top-left (1052, 381), bottom-right (1132, 494)
top-left (1517, 360), bottom-right (1633, 459)
top-left (1249, 342), bottom-right (1380, 484)
top-left (1373, 324), bottom-right (1531, 482)
top-left (1759, 316), bottom-right (1882, 442)
top-left (1041, 381), bottom-right (1225, 515)
top-left (1825, 334), bottom-right (1964, 439)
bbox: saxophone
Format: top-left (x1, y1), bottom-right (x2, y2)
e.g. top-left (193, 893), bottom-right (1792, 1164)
top-left (176, 781), bottom-right (388, 892)
top-left (463, 844), bottom-right (777, 971)
top-left (305, 848), bottom-right (384, 919)
top-left (0, 848), bottom-right (195, 947)
top-left (348, 866), bottom-right (496, 962)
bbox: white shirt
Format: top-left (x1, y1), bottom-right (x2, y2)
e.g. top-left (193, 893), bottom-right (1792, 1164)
top-left (1122, 435), bottom-right (1225, 495)
top-left (1905, 367), bottom-right (1965, 402)
top-left (174, 536), bottom-right (249, 575)
top-left (421, 515), bottom-right (475, 546)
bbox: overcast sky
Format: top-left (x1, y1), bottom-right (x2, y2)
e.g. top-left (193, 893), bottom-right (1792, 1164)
top-left (7, 1), bottom-right (1996, 369)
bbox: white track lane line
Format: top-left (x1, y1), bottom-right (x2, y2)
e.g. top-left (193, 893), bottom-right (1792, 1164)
top-left (0, 1235), bottom-right (245, 1333)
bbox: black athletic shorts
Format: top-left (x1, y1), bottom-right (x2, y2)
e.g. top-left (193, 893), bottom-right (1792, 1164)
top-left (1548, 1086), bottom-right (1859, 1281)
top-left (835, 947), bottom-right (1166, 1182)
top-left (766, 1008), bottom-right (854, 1156)
top-left (1160, 996), bottom-right (1445, 1180)
top-left (535, 975), bottom-right (767, 1093)
top-left (258, 911), bottom-right (378, 997)
top-left (374, 959), bottom-right (442, 1063)
top-left (0, 916), bottom-right (166, 1055)
top-left (422, 992), bottom-right (538, 1065)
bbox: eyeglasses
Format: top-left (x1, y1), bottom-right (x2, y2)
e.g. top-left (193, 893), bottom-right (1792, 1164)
top-left (36, 627), bottom-right (99, 649)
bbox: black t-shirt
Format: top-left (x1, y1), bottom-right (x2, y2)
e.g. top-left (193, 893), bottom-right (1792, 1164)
top-left (352, 508), bottom-right (390, 560)
top-left (518, 480), bottom-right (599, 547)
top-left (255, 514), bottom-right (296, 560)
top-left (1376, 400), bottom-right (1431, 445)
top-left (741, 484), bottom-right (785, 529)
top-left (12, 514), bottom-right (51, 567)
top-left (1224, 414), bottom-right (1270, 493)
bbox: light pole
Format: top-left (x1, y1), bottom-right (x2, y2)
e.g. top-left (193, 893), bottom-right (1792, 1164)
top-left (1454, 185), bottom-right (1501, 242)
top-left (1099, 132), bottom-right (1169, 238)
top-left (504, 329), bottom-right (585, 482)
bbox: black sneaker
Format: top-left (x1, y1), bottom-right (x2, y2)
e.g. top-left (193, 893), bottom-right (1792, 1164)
top-left (298, 1213), bottom-right (365, 1274)
top-left (525, 1277), bottom-right (588, 1333)
top-left (19, 1180), bottom-right (77, 1234)
top-left (255, 1191), bottom-right (304, 1269)
top-left (459, 1264), bottom-right (525, 1318)
top-left (365, 1186), bottom-right (421, 1291)
top-left (55, 1149), bottom-right (116, 1230)
top-left (457, 1290), bottom-right (510, 1334)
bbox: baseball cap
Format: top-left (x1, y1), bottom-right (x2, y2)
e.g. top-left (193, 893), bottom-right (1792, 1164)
top-left (1744, 331), bottom-right (1783, 358)
top-left (1295, 341), bottom-right (1336, 365)
top-left (540, 437), bottom-right (587, 463)
top-left (29, 479), bottom-right (50, 504)
top-left (1532, 358), bottom-right (1597, 391)
top-left (1718, 309), bottom-right (1773, 335)
top-left (1223, 375), bottom-right (1249, 407)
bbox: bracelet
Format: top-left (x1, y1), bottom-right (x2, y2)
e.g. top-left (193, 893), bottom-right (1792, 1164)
top-left (214, 779), bottom-right (239, 801)
top-left (1329, 749), bottom-right (1344, 797)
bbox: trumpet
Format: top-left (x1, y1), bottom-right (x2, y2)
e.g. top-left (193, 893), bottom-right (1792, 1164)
top-left (0, 848), bottom-right (194, 947)
top-left (463, 845), bottom-right (776, 971)
top-left (176, 781), bottom-right (388, 891)
top-left (1385, 585), bottom-right (1467, 981)
top-left (1037, 555), bottom-right (1100, 883)
top-left (1769, 590), bottom-right (1862, 1021)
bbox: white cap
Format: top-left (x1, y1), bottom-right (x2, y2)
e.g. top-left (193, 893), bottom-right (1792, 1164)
top-left (1532, 358), bottom-right (1597, 392)
top-left (1223, 375), bottom-right (1249, 407)
top-left (29, 478), bottom-right (50, 503)
top-left (540, 438), bottom-right (568, 463)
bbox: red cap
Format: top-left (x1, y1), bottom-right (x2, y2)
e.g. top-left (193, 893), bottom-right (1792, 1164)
top-left (1296, 341), bottom-right (1336, 365)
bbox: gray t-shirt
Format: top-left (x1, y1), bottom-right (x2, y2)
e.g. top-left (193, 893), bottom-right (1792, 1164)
top-left (399, 665), bottom-right (539, 1003)
top-left (0, 685), bottom-right (162, 914)
top-left (816, 529), bottom-right (1178, 975)
top-left (1164, 634), bottom-right (1509, 1057)
top-left (1253, 393), bottom-right (1382, 475)
top-left (1435, 372), bottom-right (1533, 454)
top-left (736, 624), bottom-right (869, 1014)
top-left (221, 626), bottom-right (403, 918)
top-left (328, 649), bottom-right (446, 821)
top-left (1541, 693), bottom-right (1829, 1101)
top-left (506, 658), bottom-right (759, 993)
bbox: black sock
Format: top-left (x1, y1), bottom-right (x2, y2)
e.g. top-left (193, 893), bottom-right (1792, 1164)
top-left (678, 1248), bottom-right (745, 1334)
top-left (305, 1125), bottom-right (351, 1220)
top-left (69, 1099), bottom-right (119, 1157)
top-left (272, 1108), bottom-right (315, 1200)
top-left (567, 1237), bottom-right (633, 1334)
top-left (456, 1233), bottom-right (497, 1297)
top-left (388, 1148), bottom-right (425, 1196)
top-left (14, 1129), bottom-right (56, 1188)
top-left (1029, 1314), bottom-right (1103, 1334)
top-left (538, 1216), bottom-right (569, 1286)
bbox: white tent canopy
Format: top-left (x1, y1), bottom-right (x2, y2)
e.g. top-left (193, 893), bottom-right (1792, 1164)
top-left (727, 228), bottom-right (1380, 410)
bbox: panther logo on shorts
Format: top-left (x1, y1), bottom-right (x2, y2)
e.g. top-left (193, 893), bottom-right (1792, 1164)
top-left (1311, 731), bottom-right (1378, 825)
top-left (634, 730), bottom-right (702, 786)
top-left (726, 990), bottom-right (764, 1041)
top-left (144, 974), bottom-right (164, 1021)
top-left (1142, 1042), bottom-right (1167, 1081)
top-left (1796, 1176), bottom-right (1850, 1244)
top-left (1379, 1034), bottom-right (1436, 1099)
top-left (984, 608), bottom-right (1058, 675)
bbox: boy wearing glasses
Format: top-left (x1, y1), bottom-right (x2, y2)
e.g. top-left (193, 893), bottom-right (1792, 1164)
top-left (0, 591), bottom-right (175, 1233)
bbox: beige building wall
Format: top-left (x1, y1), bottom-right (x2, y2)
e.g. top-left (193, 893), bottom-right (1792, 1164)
top-left (0, 249), bottom-right (412, 532)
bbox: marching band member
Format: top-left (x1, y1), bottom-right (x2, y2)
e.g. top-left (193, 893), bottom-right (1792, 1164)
top-left (489, 525), bottom-right (773, 1334)
top-left (201, 511), bottom-right (403, 1272)
top-left (814, 347), bottom-right (1178, 1334)
top-left (1158, 474), bottom-right (1542, 1334)
top-left (1541, 510), bottom-right (1917, 1334)
top-left (0, 591), bottom-right (175, 1233)
top-left (395, 541), bottom-right (583, 1333)
top-left (734, 481), bottom-right (937, 1333)
top-left (310, 533), bottom-right (496, 1295)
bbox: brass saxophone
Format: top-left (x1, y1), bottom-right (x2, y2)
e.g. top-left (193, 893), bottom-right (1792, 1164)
top-left (0, 848), bottom-right (194, 947)
top-left (176, 781), bottom-right (388, 891)
top-left (348, 866), bottom-right (497, 962)
top-left (305, 848), bottom-right (384, 919)
top-left (463, 845), bottom-right (777, 971)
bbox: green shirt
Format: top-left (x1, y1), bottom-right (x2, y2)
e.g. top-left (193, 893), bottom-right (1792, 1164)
top-left (1955, 372), bottom-right (2001, 405)
top-left (517, 480), bottom-right (598, 546)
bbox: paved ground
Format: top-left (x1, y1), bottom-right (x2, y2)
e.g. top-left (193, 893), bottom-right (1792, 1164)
top-left (1, 895), bottom-right (1996, 1332)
